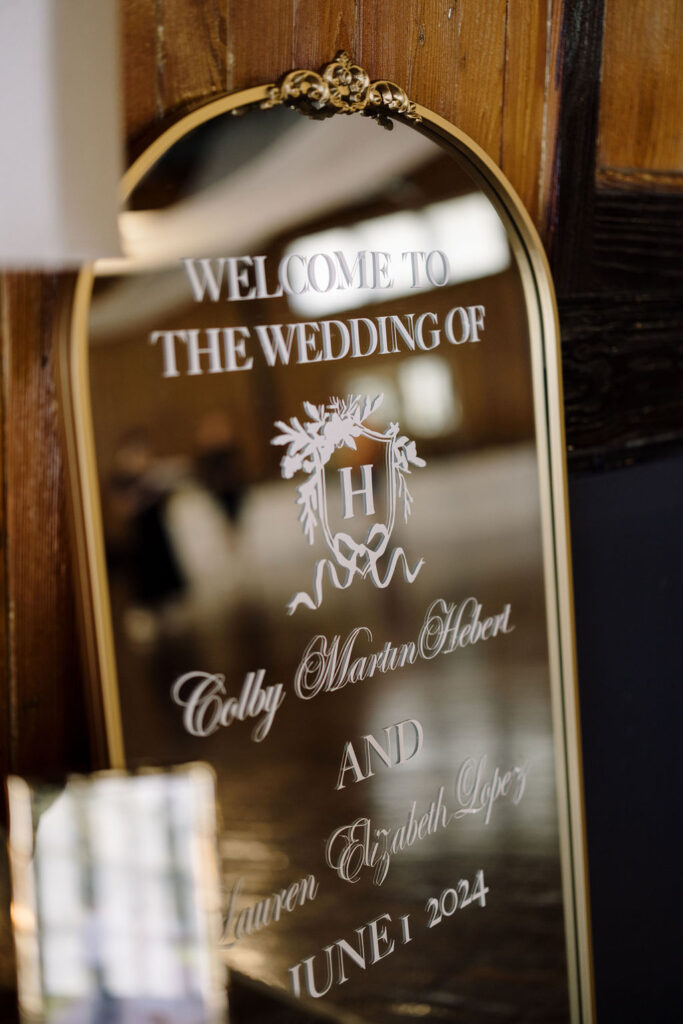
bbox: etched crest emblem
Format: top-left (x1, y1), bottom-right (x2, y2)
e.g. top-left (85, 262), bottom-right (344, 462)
top-left (271, 394), bottom-right (426, 614)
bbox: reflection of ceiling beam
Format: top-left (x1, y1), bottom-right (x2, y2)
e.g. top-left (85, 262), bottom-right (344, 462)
top-left (106, 116), bottom-right (436, 270)
top-left (91, 115), bottom-right (437, 339)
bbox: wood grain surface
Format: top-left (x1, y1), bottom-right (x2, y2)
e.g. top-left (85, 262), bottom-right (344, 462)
top-left (120, 0), bottom-right (159, 141)
top-left (0, 274), bottom-right (88, 779)
top-left (229, 0), bottom-right (294, 89)
top-left (502, 0), bottom-right (560, 229)
top-left (293, 0), bottom-right (357, 71)
top-left (453, 0), bottom-right (508, 163)
top-left (598, 0), bottom-right (683, 188)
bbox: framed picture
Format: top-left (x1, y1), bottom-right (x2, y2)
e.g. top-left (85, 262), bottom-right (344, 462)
top-left (60, 53), bottom-right (593, 1023)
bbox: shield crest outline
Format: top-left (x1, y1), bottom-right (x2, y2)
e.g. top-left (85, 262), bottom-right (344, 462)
top-left (317, 429), bottom-right (396, 577)
top-left (271, 393), bottom-right (426, 612)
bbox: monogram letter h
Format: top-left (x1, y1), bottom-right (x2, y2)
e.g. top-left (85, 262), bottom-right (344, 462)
top-left (339, 464), bottom-right (375, 519)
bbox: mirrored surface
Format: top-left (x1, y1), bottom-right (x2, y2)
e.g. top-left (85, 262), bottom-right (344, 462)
top-left (81, 100), bottom-right (572, 1021)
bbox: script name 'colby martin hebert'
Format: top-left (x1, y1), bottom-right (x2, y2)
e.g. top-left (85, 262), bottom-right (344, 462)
top-left (169, 595), bottom-right (513, 745)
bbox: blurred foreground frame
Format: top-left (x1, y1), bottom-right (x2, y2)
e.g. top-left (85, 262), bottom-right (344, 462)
top-left (7, 764), bottom-right (227, 1024)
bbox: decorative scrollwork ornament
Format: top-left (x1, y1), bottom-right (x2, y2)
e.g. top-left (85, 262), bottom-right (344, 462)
top-left (261, 51), bottom-right (421, 127)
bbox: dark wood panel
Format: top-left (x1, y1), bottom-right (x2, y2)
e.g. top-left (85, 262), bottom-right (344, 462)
top-left (546, 0), bottom-right (683, 466)
top-left (547, 0), bottom-right (605, 296)
top-left (592, 190), bottom-right (683, 287)
top-left (561, 293), bottom-right (683, 470)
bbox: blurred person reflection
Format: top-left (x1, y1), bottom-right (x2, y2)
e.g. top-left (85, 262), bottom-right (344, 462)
top-left (108, 430), bottom-right (186, 644)
top-left (193, 409), bottom-right (245, 529)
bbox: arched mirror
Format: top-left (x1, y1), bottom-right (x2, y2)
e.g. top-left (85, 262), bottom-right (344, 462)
top-left (61, 54), bottom-right (592, 1023)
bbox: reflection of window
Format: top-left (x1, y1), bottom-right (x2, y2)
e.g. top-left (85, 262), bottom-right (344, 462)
top-left (285, 193), bottom-right (510, 317)
top-left (342, 373), bottom-right (401, 424)
top-left (345, 356), bottom-right (460, 440)
top-left (398, 355), bottom-right (461, 437)
top-left (37, 792), bottom-right (89, 999)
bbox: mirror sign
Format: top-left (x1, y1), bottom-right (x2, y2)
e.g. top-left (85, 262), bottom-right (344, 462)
top-left (65, 54), bottom-right (592, 1023)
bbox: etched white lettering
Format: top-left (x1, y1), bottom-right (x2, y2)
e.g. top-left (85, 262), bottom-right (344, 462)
top-left (415, 311), bottom-right (441, 350)
top-left (254, 322), bottom-right (297, 366)
top-left (182, 257), bottom-right (227, 301)
top-left (320, 319), bottom-right (351, 361)
top-left (425, 249), bottom-right (450, 286)
top-left (335, 719), bottom-right (424, 790)
top-left (171, 669), bottom-right (284, 742)
top-left (149, 329), bottom-right (184, 377)
top-left (288, 913), bottom-right (403, 998)
top-left (339, 463), bottom-right (375, 519)
top-left (325, 787), bottom-right (451, 886)
top-left (222, 874), bottom-right (318, 948)
top-left (454, 755), bottom-right (529, 823)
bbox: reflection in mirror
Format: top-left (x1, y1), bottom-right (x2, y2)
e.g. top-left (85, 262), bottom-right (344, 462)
top-left (74, 95), bottom-right (580, 1022)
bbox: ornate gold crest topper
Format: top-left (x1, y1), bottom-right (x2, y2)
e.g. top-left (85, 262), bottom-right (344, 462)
top-left (261, 51), bottom-right (421, 127)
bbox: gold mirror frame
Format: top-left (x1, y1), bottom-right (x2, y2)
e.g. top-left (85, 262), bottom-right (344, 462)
top-left (59, 55), bottom-right (593, 1023)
